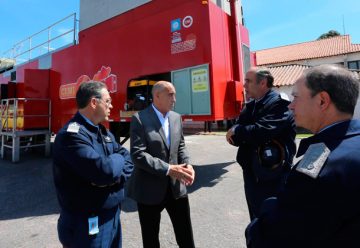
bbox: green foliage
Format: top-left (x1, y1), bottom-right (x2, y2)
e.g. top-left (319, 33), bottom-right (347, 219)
top-left (317, 30), bottom-right (341, 40)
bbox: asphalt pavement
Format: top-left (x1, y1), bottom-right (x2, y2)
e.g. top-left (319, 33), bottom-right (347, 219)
top-left (0, 134), bottom-right (249, 248)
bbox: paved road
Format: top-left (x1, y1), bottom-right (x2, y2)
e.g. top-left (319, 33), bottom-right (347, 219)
top-left (0, 134), bottom-right (249, 248)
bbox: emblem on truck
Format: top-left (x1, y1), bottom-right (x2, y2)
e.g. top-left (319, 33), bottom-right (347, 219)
top-left (59, 66), bottom-right (117, 99)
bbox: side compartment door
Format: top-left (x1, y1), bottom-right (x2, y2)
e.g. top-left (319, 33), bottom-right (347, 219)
top-left (171, 64), bottom-right (211, 115)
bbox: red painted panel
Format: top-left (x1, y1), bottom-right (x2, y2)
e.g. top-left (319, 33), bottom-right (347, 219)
top-left (1, 0), bottom-right (249, 131)
top-left (24, 69), bottom-right (49, 98)
top-left (16, 60), bottom-right (39, 83)
top-left (7, 82), bottom-right (18, 98)
top-left (52, 0), bottom-right (213, 127)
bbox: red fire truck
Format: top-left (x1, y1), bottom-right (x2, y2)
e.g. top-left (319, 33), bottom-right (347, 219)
top-left (0, 0), bottom-right (250, 161)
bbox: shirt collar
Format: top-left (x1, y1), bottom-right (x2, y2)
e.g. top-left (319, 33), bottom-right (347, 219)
top-left (296, 119), bottom-right (356, 157)
top-left (317, 120), bottom-right (350, 134)
top-left (152, 104), bottom-right (170, 120)
top-left (79, 112), bottom-right (99, 129)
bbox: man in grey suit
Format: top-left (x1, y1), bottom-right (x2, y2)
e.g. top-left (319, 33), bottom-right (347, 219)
top-left (128, 81), bottom-right (196, 248)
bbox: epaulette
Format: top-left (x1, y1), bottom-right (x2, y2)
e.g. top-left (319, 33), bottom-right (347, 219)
top-left (67, 122), bottom-right (80, 133)
top-left (296, 142), bottom-right (330, 179)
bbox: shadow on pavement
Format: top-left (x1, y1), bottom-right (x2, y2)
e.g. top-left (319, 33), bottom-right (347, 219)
top-left (0, 148), bottom-right (236, 217)
top-left (0, 154), bottom-right (60, 221)
top-left (188, 161), bottom-right (236, 193)
top-left (121, 160), bottom-right (237, 213)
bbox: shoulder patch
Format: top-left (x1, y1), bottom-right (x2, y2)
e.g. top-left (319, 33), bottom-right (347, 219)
top-left (67, 122), bottom-right (80, 133)
top-left (296, 142), bottom-right (330, 179)
top-left (279, 92), bottom-right (290, 101)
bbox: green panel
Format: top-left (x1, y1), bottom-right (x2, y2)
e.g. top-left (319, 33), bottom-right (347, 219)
top-left (171, 64), bottom-right (211, 115)
top-left (190, 65), bottom-right (211, 114)
top-left (171, 69), bottom-right (191, 114)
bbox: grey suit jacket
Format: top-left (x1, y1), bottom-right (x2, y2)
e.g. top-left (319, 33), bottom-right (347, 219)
top-left (127, 106), bottom-right (190, 205)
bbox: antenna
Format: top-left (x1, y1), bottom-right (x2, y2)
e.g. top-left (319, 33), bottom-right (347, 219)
top-left (342, 14), bottom-right (346, 35)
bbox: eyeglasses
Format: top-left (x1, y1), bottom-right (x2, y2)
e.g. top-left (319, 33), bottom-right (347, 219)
top-left (95, 97), bottom-right (112, 107)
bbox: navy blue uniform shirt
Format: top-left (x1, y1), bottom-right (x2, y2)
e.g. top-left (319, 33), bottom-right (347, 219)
top-left (233, 90), bottom-right (296, 178)
top-left (53, 112), bottom-right (133, 214)
top-left (246, 119), bottom-right (360, 248)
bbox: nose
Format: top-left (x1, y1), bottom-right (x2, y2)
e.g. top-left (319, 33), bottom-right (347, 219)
top-left (244, 82), bottom-right (248, 90)
top-left (288, 101), bottom-right (294, 110)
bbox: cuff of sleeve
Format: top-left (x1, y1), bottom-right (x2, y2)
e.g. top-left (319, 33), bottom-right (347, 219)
top-left (166, 165), bottom-right (170, 176)
top-left (231, 124), bottom-right (238, 134)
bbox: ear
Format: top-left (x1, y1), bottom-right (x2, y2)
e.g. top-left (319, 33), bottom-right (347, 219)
top-left (90, 98), bottom-right (98, 109)
top-left (318, 91), bottom-right (331, 111)
top-left (260, 78), bottom-right (268, 88)
top-left (154, 91), bottom-right (160, 100)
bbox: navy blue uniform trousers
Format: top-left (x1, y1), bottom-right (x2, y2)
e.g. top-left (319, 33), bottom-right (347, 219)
top-left (58, 205), bottom-right (121, 248)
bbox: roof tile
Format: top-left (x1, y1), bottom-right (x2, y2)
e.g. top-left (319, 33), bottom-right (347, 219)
top-left (268, 64), bottom-right (310, 87)
top-left (255, 35), bottom-right (360, 65)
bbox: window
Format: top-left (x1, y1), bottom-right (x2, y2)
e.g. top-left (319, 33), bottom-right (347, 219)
top-left (348, 60), bottom-right (360, 70)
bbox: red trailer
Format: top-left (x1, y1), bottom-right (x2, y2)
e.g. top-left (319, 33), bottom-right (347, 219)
top-left (0, 0), bottom-right (250, 161)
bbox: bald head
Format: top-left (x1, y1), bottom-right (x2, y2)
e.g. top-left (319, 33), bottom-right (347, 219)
top-left (152, 81), bottom-right (176, 115)
top-left (152, 81), bottom-right (174, 96)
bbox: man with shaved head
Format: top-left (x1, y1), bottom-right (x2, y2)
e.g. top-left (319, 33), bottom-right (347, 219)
top-left (128, 81), bottom-right (196, 247)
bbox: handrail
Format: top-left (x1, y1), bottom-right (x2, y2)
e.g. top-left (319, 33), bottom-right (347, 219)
top-left (0, 98), bottom-right (51, 133)
top-left (2, 13), bottom-right (77, 64)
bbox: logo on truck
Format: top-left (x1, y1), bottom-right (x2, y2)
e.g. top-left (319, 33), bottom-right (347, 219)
top-left (59, 66), bottom-right (117, 99)
top-left (182, 16), bottom-right (193, 28)
top-left (171, 18), bottom-right (181, 32)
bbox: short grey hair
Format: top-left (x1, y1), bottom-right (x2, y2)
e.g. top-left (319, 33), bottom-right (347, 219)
top-left (254, 67), bottom-right (274, 87)
top-left (76, 81), bottom-right (107, 109)
top-left (305, 64), bottom-right (359, 115)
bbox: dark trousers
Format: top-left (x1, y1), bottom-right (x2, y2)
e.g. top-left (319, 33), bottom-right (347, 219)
top-left (137, 187), bottom-right (195, 248)
top-left (243, 168), bottom-right (283, 220)
top-left (58, 206), bottom-right (121, 248)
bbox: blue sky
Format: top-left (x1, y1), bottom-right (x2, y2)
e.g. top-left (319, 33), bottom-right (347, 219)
top-left (242, 0), bottom-right (360, 51)
top-left (1, 0), bottom-right (360, 56)
top-left (0, 1), bottom-right (79, 59)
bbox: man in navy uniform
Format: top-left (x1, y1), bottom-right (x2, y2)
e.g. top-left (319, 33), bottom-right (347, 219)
top-left (226, 67), bottom-right (296, 220)
top-left (246, 64), bottom-right (360, 248)
top-left (53, 81), bottom-right (133, 248)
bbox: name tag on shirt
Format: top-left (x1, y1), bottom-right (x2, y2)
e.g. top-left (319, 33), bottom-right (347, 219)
top-left (88, 216), bottom-right (99, 235)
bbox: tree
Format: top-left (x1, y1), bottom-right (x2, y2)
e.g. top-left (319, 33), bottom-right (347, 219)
top-left (317, 30), bottom-right (341, 40)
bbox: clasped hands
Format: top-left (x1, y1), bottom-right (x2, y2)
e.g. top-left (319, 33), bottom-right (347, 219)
top-left (168, 164), bottom-right (195, 186)
top-left (226, 124), bottom-right (238, 145)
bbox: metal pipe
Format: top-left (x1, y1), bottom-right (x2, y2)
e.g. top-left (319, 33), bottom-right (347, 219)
top-left (228, 0), bottom-right (242, 81)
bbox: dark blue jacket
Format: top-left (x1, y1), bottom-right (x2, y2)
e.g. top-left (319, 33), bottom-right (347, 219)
top-left (246, 120), bottom-right (360, 248)
top-left (233, 90), bottom-right (296, 179)
top-left (53, 112), bottom-right (133, 214)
